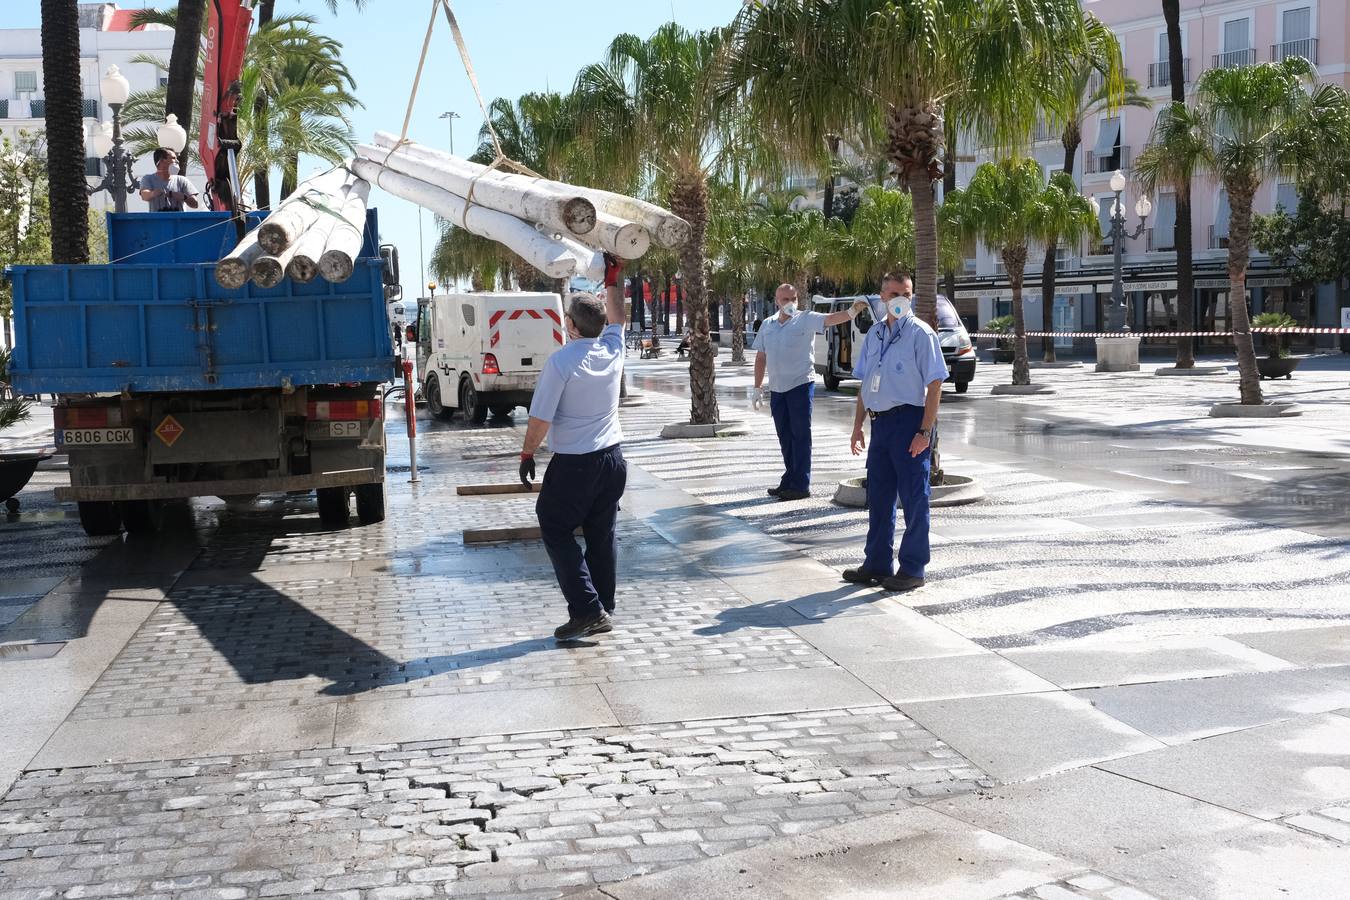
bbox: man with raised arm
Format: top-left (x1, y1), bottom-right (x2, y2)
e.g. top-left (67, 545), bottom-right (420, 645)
top-left (519, 254), bottom-right (629, 642)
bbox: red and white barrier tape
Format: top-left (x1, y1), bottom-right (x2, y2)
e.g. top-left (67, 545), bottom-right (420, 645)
top-left (970, 327), bottom-right (1350, 339)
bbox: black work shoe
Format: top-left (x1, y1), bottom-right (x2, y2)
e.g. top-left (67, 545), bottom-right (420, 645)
top-left (767, 486), bottom-right (784, 497)
top-left (842, 567), bottom-right (885, 585)
top-left (554, 613), bottom-right (613, 642)
top-left (880, 573), bottom-right (926, 592)
top-left (776, 489), bottom-right (810, 501)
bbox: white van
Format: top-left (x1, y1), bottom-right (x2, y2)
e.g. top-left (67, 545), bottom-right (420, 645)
top-left (813, 294), bottom-right (976, 393)
top-left (415, 292), bottom-right (565, 422)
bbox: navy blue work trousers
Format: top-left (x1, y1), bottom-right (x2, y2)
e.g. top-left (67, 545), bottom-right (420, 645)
top-left (535, 444), bottom-right (628, 620)
top-left (863, 405), bottom-right (932, 579)
top-left (770, 382), bottom-right (814, 492)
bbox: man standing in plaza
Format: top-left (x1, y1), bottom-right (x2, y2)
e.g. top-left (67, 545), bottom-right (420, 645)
top-left (137, 148), bottom-right (199, 212)
top-left (753, 284), bottom-right (867, 500)
top-left (844, 272), bottom-right (948, 592)
top-left (520, 254), bottom-right (628, 642)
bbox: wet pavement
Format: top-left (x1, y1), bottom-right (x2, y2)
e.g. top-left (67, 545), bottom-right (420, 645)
top-left (0, 348), bottom-right (1348, 898)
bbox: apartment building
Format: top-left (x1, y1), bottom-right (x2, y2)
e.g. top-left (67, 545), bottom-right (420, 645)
top-left (957, 0), bottom-right (1347, 352)
top-left (0, 2), bottom-right (194, 214)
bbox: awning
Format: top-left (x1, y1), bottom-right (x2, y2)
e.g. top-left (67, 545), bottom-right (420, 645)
top-left (1092, 116), bottom-right (1122, 158)
top-left (1214, 190), bottom-right (1231, 237)
top-left (1152, 193), bottom-right (1177, 246)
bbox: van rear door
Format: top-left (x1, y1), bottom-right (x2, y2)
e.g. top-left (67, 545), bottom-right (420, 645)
top-left (482, 293), bottom-right (565, 374)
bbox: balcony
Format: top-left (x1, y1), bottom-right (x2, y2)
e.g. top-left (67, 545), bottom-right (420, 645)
top-left (1146, 228), bottom-right (1176, 252)
top-left (1213, 48), bottom-right (1258, 69)
top-left (28, 99), bottom-right (45, 118)
top-left (1148, 58), bottom-right (1190, 89)
top-left (0, 100), bottom-right (6, 119)
top-left (1084, 145), bottom-right (1132, 175)
top-left (82, 98), bottom-right (97, 118)
top-left (1210, 226), bottom-right (1229, 250)
top-left (1272, 38), bottom-right (1318, 64)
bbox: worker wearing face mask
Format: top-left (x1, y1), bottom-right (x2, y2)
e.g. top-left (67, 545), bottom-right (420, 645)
top-left (138, 148), bottom-right (199, 212)
top-left (844, 272), bottom-right (948, 592)
top-left (752, 284), bottom-right (867, 501)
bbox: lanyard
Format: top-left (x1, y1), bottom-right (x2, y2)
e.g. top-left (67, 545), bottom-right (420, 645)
top-left (875, 318), bottom-right (908, 366)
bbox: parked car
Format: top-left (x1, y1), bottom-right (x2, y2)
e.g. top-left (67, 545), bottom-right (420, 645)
top-left (812, 294), bottom-right (975, 393)
top-left (416, 292), bottom-right (565, 422)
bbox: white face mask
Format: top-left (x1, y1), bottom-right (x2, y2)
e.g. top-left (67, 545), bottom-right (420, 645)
top-left (779, 302), bottom-right (797, 316)
top-left (168, 163), bottom-right (180, 176)
top-left (887, 296), bottom-right (912, 319)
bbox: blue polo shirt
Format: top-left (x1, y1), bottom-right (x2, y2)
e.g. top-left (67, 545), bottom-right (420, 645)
top-left (752, 310), bottom-right (828, 392)
top-left (529, 323), bottom-right (624, 453)
top-left (853, 314), bottom-right (948, 411)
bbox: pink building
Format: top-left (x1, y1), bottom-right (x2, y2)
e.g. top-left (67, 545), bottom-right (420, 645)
top-left (957, 0), bottom-right (1347, 352)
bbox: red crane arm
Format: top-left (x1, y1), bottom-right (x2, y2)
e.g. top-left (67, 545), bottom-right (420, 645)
top-left (199, 0), bottom-right (255, 214)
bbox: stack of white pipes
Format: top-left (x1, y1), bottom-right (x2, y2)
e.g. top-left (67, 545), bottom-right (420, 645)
top-left (351, 132), bottom-right (689, 282)
top-left (215, 167), bottom-right (370, 290)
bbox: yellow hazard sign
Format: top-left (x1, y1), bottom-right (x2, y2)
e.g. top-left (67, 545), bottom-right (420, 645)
top-left (154, 415), bottom-right (185, 447)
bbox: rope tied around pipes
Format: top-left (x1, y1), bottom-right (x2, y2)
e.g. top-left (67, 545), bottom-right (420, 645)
top-left (381, 0), bottom-right (544, 231)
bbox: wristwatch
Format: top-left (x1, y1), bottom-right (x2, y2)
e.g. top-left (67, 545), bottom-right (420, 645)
top-left (918, 427), bottom-right (932, 438)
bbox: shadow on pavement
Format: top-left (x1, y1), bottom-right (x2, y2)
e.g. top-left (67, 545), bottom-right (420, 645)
top-left (693, 584), bottom-right (882, 637)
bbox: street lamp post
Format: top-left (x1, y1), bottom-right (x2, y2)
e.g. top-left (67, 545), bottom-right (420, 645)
top-left (87, 66), bottom-right (136, 213)
top-left (1103, 169), bottom-right (1152, 332)
top-left (439, 111), bottom-right (460, 155)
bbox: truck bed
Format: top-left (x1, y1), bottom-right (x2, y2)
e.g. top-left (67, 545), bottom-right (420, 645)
top-left (8, 212), bottom-right (394, 394)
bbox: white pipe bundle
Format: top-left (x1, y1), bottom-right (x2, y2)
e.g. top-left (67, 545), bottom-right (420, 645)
top-left (286, 212), bottom-right (339, 284)
top-left (318, 178), bottom-right (371, 284)
top-left (257, 168), bottom-right (352, 255)
top-left (352, 158), bottom-right (579, 279)
top-left (370, 131), bottom-right (689, 248)
top-left (215, 228), bottom-right (264, 289)
top-left (356, 141), bottom-right (596, 238)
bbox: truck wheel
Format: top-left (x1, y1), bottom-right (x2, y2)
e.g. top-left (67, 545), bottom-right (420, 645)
top-left (460, 379), bottom-right (488, 424)
top-left (425, 376), bottom-right (451, 420)
top-left (823, 373), bottom-right (841, 391)
top-left (316, 487), bottom-right (350, 526)
top-left (354, 482), bottom-right (386, 525)
top-left (118, 500), bottom-right (164, 536)
top-left (490, 404), bottom-right (514, 419)
top-left (955, 381), bottom-right (970, 394)
top-left (78, 501), bottom-right (122, 537)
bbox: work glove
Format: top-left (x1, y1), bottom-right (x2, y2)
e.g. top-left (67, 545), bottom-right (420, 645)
top-left (751, 387), bottom-right (765, 410)
top-left (849, 299), bottom-right (869, 318)
top-left (519, 453), bottom-right (535, 486)
top-left (603, 252), bottom-right (624, 288)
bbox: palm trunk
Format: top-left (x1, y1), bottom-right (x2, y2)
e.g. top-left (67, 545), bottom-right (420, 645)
top-left (1226, 188), bottom-right (1263, 405)
top-left (908, 172), bottom-right (940, 330)
top-left (793, 269), bottom-right (809, 301)
top-left (1005, 247), bottom-right (1031, 386)
top-left (1165, 0), bottom-right (1196, 369)
top-left (165, 0), bottom-right (206, 166)
top-left (668, 174), bottom-right (718, 424)
top-left (1040, 137), bottom-right (1080, 362)
top-left (40, 0), bottom-right (88, 264)
top-left (252, 0), bottom-right (274, 208)
top-left (887, 102), bottom-right (944, 330)
top-left (730, 291), bottom-right (745, 364)
top-left (823, 134), bottom-right (840, 219)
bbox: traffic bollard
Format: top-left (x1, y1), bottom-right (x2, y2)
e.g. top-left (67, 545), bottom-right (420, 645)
top-left (402, 359), bottom-right (419, 483)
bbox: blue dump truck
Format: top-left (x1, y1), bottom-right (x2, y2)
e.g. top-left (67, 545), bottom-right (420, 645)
top-left (6, 211), bottom-right (398, 537)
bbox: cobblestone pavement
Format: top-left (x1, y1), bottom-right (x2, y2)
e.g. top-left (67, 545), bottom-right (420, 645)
top-left (0, 707), bottom-right (988, 899)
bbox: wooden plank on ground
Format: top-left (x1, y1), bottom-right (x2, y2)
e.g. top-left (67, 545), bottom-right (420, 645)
top-left (463, 525), bottom-right (543, 543)
top-left (456, 482), bottom-right (542, 496)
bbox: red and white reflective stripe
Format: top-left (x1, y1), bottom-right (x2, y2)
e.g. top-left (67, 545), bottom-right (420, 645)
top-left (508, 309), bottom-right (544, 320)
top-left (553, 330), bottom-right (564, 344)
top-left (970, 327), bottom-right (1350, 339)
top-left (308, 399), bottom-right (382, 420)
top-left (488, 306), bottom-right (557, 350)
top-left (490, 331), bottom-right (501, 348)
top-left (544, 309), bottom-right (561, 324)
top-left (488, 310), bottom-right (505, 327)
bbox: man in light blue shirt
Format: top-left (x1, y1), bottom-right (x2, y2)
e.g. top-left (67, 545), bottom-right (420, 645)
top-left (520, 254), bottom-right (627, 642)
top-left (844, 272), bottom-right (948, 593)
top-left (752, 284), bottom-right (866, 500)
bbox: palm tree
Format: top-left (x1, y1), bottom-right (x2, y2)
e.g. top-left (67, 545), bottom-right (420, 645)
top-left (818, 185), bottom-right (915, 292)
top-left (431, 223), bottom-right (511, 292)
top-left (1039, 36), bottom-right (1150, 361)
top-left (724, 0), bottom-right (1116, 334)
top-left (576, 23), bottom-right (750, 426)
top-left (475, 92), bottom-right (580, 183)
top-left (1162, 0), bottom-right (1195, 369)
top-left (1135, 58), bottom-right (1348, 405)
top-left (943, 159), bottom-right (1096, 387)
top-left (164, 0), bottom-right (206, 153)
top-left (40, 0), bottom-right (88, 264)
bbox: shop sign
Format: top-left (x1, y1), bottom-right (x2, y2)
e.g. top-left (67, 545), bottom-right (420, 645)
top-left (1127, 279), bottom-right (1177, 292)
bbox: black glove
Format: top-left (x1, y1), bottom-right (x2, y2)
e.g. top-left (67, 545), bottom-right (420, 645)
top-left (519, 453), bottom-right (535, 486)
top-left (603, 252), bottom-right (624, 288)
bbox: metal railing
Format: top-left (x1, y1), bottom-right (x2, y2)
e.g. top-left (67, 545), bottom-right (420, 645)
top-left (1272, 38), bottom-right (1318, 64)
top-left (28, 99), bottom-right (45, 118)
top-left (1148, 58), bottom-right (1190, 89)
top-left (1146, 227), bottom-right (1176, 252)
top-left (0, 100), bottom-right (7, 119)
top-left (82, 98), bottom-right (97, 118)
top-left (84, 157), bottom-right (102, 177)
top-left (1213, 48), bottom-right (1258, 69)
top-left (1084, 145), bottom-right (1132, 174)
top-left (1209, 226), bottom-right (1229, 249)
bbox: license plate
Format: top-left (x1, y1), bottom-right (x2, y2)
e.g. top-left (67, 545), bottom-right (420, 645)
top-left (329, 421), bottom-right (363, 437)
top-left (58, 428), bottom-right (134, 446)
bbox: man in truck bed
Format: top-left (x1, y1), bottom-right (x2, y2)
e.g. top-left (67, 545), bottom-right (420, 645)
top-left (518, 254), bottom-right (628, 643)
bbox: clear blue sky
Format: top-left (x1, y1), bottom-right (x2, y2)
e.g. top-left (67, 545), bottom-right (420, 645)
top-left (14, 0), bottom-right (742, 291)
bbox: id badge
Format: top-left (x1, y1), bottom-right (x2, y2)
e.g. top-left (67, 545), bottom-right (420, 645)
top-left (869, 373), bottom-right (881, 393)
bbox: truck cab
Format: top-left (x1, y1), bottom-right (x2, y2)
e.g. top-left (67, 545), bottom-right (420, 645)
top-left (813, 294), bottom-right (976, 393)
top-left (417, 292), bottom-right (565, 423)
